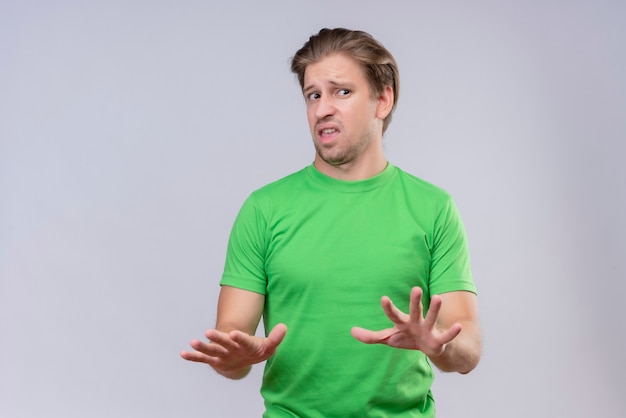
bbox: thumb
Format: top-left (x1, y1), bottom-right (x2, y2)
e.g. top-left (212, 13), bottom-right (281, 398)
top-left (266, 323), bottom-right (288, 348)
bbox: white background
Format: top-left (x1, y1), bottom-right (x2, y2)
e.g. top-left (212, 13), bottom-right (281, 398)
top-left (1, 1), bottom-right (624, 417)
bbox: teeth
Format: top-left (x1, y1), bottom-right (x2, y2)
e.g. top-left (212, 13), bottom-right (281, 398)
top-left (321, 128), bottom-right (336, 134)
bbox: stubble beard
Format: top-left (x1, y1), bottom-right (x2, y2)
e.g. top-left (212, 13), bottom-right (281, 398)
top-left (314, 132), bottom-right (372, 167)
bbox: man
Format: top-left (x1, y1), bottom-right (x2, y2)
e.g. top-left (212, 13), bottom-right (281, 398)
top-left (181, 28), bottom-right (481, 417)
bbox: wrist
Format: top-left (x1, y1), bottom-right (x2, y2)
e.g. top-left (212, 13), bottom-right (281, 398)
top-left (214, 364), bottom-right (252, 380)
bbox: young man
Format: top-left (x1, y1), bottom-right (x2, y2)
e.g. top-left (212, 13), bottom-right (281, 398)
top-left (181, 28), bottom-right (481, 417)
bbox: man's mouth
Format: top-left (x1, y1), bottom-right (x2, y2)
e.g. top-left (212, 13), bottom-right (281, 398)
top-left (319, 128), bottom-right (339, 136)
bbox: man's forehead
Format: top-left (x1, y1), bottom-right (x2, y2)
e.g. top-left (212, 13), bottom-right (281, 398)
top-left (303, 53), bottom-right (365, 90)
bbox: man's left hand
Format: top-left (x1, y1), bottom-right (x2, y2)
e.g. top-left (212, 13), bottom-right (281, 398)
top-left (351, 286), bottom-right (462, 358)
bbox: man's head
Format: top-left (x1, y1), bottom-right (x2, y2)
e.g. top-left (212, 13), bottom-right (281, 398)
top-left (291, 28), bottom-right (400, 134)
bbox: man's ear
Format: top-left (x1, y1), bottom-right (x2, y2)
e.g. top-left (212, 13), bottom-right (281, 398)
top-left (376, 85), bottom-right (394, 120)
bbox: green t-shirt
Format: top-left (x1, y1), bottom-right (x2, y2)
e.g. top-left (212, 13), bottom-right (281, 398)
top-left (221, 163), bottom-right (476, 417)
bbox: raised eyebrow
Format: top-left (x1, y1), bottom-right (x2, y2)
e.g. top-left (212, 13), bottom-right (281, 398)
top-left (302, 84), bottom-right (320, 96)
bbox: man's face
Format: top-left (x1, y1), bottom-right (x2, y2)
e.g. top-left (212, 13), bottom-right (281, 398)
top-left (303, 53), bottom-right (387, 169)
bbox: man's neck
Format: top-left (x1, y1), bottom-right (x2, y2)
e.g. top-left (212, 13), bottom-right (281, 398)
top-left (314, 153), bottom-right (388, 181)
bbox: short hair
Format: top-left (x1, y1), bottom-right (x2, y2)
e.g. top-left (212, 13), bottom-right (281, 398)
top-left (290, 28), bottom-right (400, 133)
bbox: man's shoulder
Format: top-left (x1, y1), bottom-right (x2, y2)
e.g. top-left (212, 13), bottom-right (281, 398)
top-left (393, 166), bottom-right (453, 201)
top-left (252, 166), bottom-right (309, 196)
top-left (242, 167), bottom-right (313, 211)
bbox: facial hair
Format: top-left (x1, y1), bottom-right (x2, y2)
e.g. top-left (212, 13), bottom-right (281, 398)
top-left (313, 122), bottom-right (373, 167)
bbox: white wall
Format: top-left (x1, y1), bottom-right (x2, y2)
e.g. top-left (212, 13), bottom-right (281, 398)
top-left (1, 1), bottom-right (624, 416)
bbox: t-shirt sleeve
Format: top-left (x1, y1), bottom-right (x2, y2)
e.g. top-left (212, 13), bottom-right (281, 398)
top-left (220, 194), bottom-right (268, 295)
top-left (428, 196), bottom-right (476, 295)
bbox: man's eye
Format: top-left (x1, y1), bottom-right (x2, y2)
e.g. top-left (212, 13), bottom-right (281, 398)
top-left (338, 89), bottom-right (350, 96)
top-left (307, 92), bottom-right (320, 100)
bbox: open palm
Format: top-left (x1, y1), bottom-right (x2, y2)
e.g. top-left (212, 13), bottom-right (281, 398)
top-left (351, 287), bottom-right (462, 357)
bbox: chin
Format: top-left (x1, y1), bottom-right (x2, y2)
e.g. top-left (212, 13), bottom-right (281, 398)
top-left (321, 154), bottom-right (352, 166)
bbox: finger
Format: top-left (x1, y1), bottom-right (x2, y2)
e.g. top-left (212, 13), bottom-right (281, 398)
top-left (381, 296), bottom-right (409, 324)
top-left (206, 329), bottom-right (240, 351)
top-left (180, 349), bottom-right (218, 364)
top-left (230, 323), bottom-right (287, 355)
top-left (351, 326), bottom-right (395, 344)
top-left (229, 330), bottom-right (260, 352)
top-left (409, 287), bottom-right (424, 324)
top-left (190, 338), bottom-right (228, 357)
top-left (180, 350), bottom-right (229, 371)
top-left (437, 323), bottom-right (463, 345)
top-left (423, 295), bottom-right (442, 330)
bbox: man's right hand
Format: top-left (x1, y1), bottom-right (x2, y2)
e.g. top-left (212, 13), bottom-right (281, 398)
top-left (180, 323), bottom-right (287, 379)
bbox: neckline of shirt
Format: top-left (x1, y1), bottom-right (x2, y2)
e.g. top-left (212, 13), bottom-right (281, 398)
top-left (304, 163), bottom-right (397, 193)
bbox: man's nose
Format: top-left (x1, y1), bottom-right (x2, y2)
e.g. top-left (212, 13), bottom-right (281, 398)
top-left (315, 95), bottom-right (336, 119)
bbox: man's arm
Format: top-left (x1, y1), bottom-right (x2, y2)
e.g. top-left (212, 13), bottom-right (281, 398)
top-left (351, 287), bottom-right (481, 374)
top-left (180, 285), bottom-right (287, 379)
